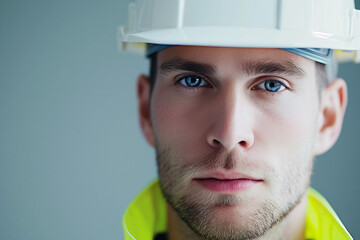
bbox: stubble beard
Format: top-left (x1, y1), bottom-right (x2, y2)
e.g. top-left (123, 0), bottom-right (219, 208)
top-left (155, 143), bottom-right (313, 240)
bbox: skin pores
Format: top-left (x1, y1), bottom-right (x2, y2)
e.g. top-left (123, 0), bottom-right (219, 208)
top-left (147, 47), bottom-right (321, 240)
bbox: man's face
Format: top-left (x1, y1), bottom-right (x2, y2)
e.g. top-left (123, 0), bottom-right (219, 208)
top-left (149, 47), bottom-right (321, 239)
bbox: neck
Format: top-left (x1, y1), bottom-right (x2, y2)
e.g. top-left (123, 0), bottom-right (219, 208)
top-left (167, 194), bottom-right (307, 240)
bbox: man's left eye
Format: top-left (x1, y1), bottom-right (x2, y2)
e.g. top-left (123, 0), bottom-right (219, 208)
top-left (255, 80), bottom-right (286, 92)
top-left (178, 76), bottom-right (209, 87)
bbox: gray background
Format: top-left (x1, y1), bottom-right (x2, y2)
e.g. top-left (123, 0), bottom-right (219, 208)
top-left (0, 0), bottom-right (359, 239)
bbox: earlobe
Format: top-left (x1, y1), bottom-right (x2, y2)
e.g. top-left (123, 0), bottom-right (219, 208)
top-left (315, 78), bottom-right (348, 155)
top-left (137, 74), bottom-right (155, 147)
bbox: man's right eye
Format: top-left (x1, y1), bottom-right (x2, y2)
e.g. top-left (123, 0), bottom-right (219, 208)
top-left (178, 75), bottom-right (209, 87)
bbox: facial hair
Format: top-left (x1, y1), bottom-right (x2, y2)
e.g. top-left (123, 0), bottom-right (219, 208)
top-left (155, 141), bottom-right (313, 240)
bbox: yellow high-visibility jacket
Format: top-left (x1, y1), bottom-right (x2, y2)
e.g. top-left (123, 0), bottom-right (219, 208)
top-left (123, 180), bottom-right (352, 240)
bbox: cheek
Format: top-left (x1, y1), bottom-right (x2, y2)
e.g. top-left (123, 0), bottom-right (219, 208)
top-left (255, 94), bottom-right (319, 179)
top-left (151, 93), bottom-right (210, 160)
top-left (258, 91), bottom-right (319, 145)
top-left (259, 106), bottom-right (317, 199)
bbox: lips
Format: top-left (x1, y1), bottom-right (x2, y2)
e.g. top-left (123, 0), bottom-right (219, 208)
top-left (194, 172), bottom-right (263, 193)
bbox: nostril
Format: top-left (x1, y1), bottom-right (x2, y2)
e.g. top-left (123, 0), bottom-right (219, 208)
top-left (239, 141), bottom-right (246, 147)
top-left (213, 139), bottom-right (221, 145)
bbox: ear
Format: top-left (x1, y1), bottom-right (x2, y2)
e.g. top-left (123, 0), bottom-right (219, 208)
top-left (315, 78), bottom-right (348, 155)
top-left (137, 74), bottom-right (155, 147)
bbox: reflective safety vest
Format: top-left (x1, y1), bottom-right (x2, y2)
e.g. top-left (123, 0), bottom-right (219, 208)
top-left (123, 180), bottom-right (353, 240)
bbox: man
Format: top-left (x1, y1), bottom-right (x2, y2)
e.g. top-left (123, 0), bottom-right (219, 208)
top-left (120, 1), bottom-right (360, 239)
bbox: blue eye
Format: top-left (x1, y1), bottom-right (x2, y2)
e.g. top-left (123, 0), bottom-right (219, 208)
top-left (178, 76), bottom-right (209, 87)
top-left (257, 80), bottom-right (286, 92)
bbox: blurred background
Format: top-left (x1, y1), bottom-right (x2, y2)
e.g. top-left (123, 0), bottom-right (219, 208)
top-left (1, 0), bottom-right (359, 239)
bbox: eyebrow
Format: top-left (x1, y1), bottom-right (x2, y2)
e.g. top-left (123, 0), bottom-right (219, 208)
top-left (159, 57), bottom-right (216, 76)
top-left (242, 59), bottom-right (306, 78)
top-left (159, 57), bottom-right (305, 78)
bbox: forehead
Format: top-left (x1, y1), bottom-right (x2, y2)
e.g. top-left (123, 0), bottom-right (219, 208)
top-left (156, 46), bottom-right (315, 76)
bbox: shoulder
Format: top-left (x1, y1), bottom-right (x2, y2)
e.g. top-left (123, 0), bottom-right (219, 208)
top-left (123, 180), bottom-right (167, 240)
top-left (305, 188), bottom-right (353, 240)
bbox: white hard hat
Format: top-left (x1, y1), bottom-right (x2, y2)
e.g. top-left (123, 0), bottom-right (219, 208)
top-left (119, 0), bottom-right (360, 63)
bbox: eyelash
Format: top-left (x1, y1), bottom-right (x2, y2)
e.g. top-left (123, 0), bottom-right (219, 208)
top-left (176, 75), bottom-right (211, 88)
top-left (252, 79), bottom-right (289, 93)
top-left (176, 75), bottom-right (290, 93)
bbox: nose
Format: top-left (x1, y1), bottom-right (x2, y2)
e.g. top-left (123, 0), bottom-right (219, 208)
top-left (206, 88), bottom-right (255, 151)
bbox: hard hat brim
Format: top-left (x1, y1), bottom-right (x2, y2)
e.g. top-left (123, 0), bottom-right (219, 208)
top-left (121, 27), bottom-right (360, 51)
